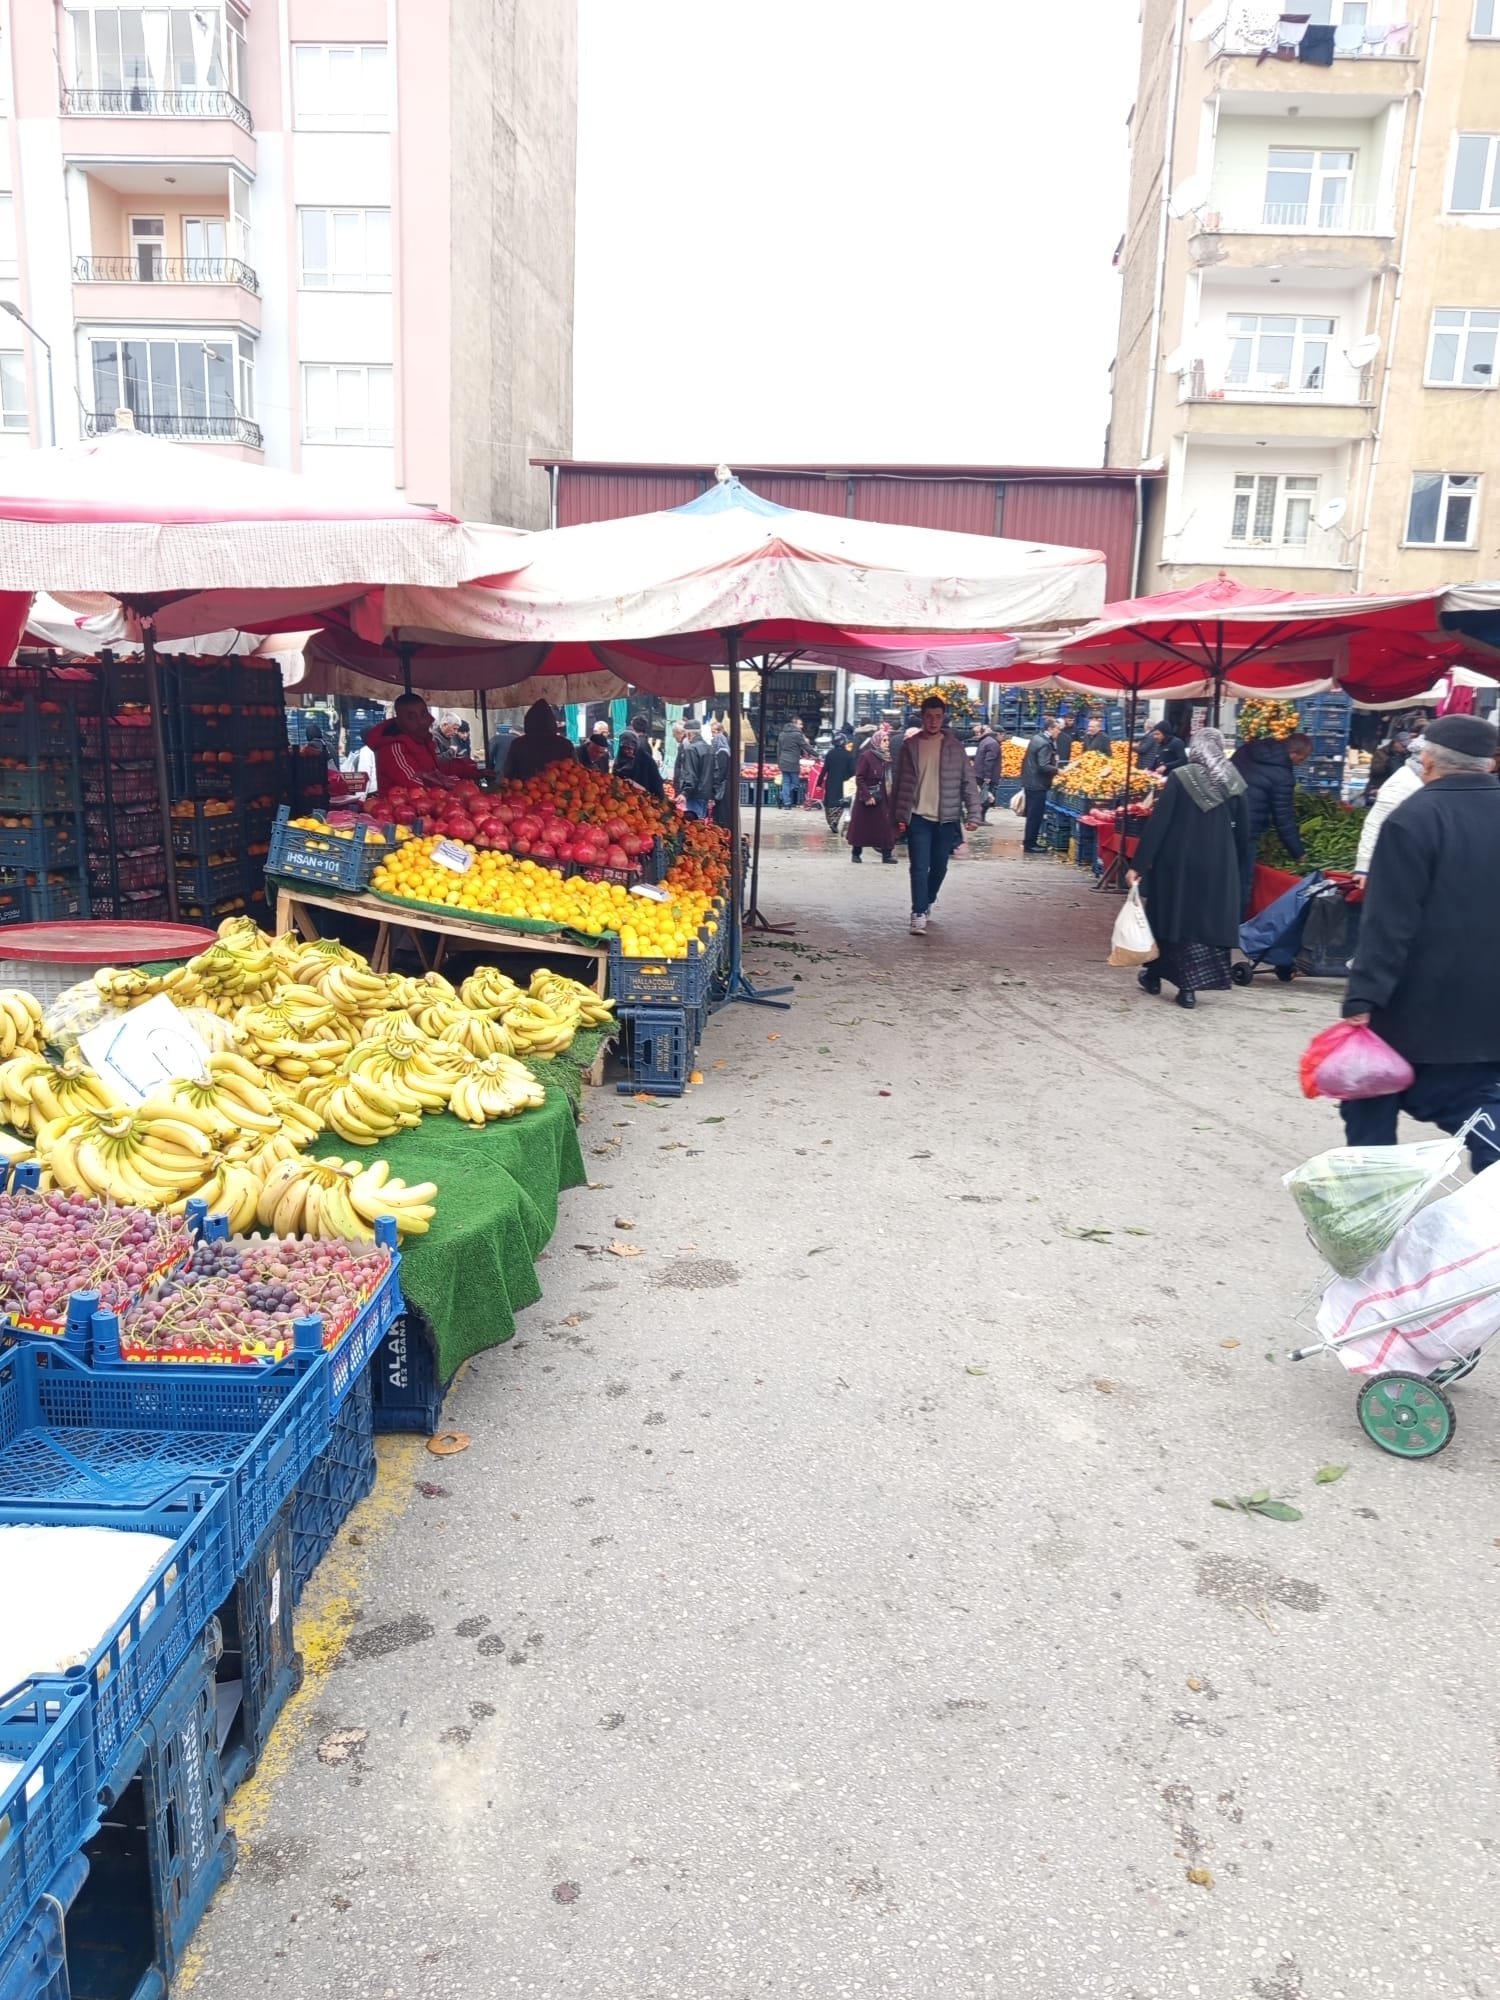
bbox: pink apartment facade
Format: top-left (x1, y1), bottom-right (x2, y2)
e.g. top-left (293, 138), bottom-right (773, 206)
top-left (0, 0), bottom-right (576, 525)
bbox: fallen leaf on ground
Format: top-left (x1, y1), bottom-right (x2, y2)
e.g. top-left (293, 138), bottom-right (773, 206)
top-left (1186, 1677), bottom-right (1203, 1692)
top-left (1314, 1464), bottom-right (1348, 1484)
top-left (701, 1116), bottom-right (725, 1124)
top-left (613, 1217), bottom-right (635, 1230)
top-left (767, 1033), bottom-right (780, 1041)
top-left (1213, 1491), bottom-right (1303, 1522)
top-left (965, 1364), bottom-right (988, 1376)
top-left (1123, 1226), bottom-right (1152, 1237)
top-left (1186, 1868), bottom-right (1214, 1889)
top-left (910, 1151), bottom-right (933, 1160)
top-left (878, 1089), bottom-right (892, 1097)
top-left (1220, 1338), bottom-right (1241, 1350)
top-left (689, 1071), bottom-right (704, 1085)
top-left (807, 1245), bottom-right (833, 1256)
top-left (817, 1044), bottom-right (831, 1054)
top-left (1062, 1226), bottom-right (1113, 1243)
top-left (713, 1061), bottom-right (726, 1070)
top-left (608, 1241), bottom-right (642, 1258)
top-left (1092, 1378), bottom-right (1116, 1394)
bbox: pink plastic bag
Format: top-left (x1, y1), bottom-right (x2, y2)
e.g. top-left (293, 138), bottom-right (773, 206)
top-left (1301, 1021), bottom-right (1415, 1102)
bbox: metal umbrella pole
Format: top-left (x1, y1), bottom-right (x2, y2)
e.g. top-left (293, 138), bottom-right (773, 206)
top-left (1096, 676), bottom-right (1141, 896)
top-left (744, 651), bottom-right (795, 934)
top-left (140, 619), bottom-right (181, 922)
top-left (723, 630), bottom-right (791, 1009)
top-left (477, 687), bottom-right (489, 770)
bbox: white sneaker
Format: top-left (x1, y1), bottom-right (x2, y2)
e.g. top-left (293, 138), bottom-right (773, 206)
top-left (910, 912), bottom-right (928, 935)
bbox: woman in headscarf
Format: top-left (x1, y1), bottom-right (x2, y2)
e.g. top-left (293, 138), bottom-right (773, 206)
top-left (1127, 726), bottom-right (1249, 1010)
top-left (845, 721), bottom-right (897, 864)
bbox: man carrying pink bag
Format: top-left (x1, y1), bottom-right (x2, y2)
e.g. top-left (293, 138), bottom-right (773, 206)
top-left (1326, 713), bottom-right (1500, 1173)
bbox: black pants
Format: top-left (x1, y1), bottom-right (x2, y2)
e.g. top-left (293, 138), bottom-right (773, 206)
top-left (1339, 1061), bottom-right (1500, 1173)
top-left (1023, 786), bottom-right (1050, 852)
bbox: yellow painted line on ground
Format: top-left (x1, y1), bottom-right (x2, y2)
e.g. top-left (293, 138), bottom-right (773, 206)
top-left (175, 1434), bottom-right (426, 1991)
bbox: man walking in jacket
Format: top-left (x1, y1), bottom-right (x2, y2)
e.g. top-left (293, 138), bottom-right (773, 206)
top-left (673, 720), bottom-right (714, 819)
top-left (1337, 714), bottom-right (1500, 1171)
top-left (1231, 730), bottom-right (1311, 911)
top-left (777, 715), bottom-right (813, 809)
top-left (708, 718), bottom-right (732, 824)
top-left (1019, 716), bottom-right (1062, 856)
top-left (892, 696), bottom-right (981, 934)
top-left (973, 725), bottom-right (1002, 821)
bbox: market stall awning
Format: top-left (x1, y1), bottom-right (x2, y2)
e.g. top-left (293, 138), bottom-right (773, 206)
top-left (1010, 573), bottom-right (1472, 705)
top-left (379, 471), bottom-right (1106, 647)
top-left (0, 428), bottom-right (524, 638)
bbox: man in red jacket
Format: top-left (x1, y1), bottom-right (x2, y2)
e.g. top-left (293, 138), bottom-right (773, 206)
top-left (366, 694), bottom-right (477, 794)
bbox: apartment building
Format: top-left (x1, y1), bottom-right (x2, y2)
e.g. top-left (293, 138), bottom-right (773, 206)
top-left (0, 0), bottom-right (577, 526)
top-left (1110, 1), bottom-right (1500, 595)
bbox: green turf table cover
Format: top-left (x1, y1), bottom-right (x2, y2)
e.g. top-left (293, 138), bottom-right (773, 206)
top-left (334, 1081), bottom-right (587, 1378)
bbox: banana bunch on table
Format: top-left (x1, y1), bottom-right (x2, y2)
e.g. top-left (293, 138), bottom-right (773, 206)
top-left (42, 1100), bottom-right (217, 1209)
top-left (445, 1051), bottom-right (547, 1127)
top-left (254, 1153), bottom-right (437, 1240)
top-left (0, 989), bottom-right (47, 1059)
top-left (527, 969), bottom-right (616, 1032)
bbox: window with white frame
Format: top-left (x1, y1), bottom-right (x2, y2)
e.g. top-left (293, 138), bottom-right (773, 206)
top-left (1407, 473), bottom-right (1480, 545)
top-left (1426, 308), bottom-right (1499, 386)
top-left (302, 364), bottom-right (393, 445)
top-left (0, 196), bottom-right (15, 281)
top-left (1451, 135), bottom-right (1500, 212)
top-left (298, 210), bottom-right (391, 291)
top-left (0, 352), bottom-right (26, 432)
top-left (1230, 473), bottom-right (1319, 546)
top-left (1264, 148), bottom-right (1354, 229)
top-left (1225, 314), bottom-right (1335, 392)
top-left (66, 5), bottom-right (247, 99)
top-left (1475, 0), bottom-right (1498, 35)
top-left (291, 44), bottom-right (388, 129)
top-left (88, 333), bottom-right (253, 433)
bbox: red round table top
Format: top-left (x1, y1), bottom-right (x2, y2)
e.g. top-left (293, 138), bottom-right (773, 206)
top-left (0, 921), bottom-right (219, 964)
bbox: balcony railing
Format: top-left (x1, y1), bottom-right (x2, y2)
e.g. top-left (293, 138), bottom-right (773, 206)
top-left (74, 255), bottom-right (259, 295)
top-left (1210, 17), bottom-right (1414, 58)
top-left (1195, 202), bottom-right (1387, 236)
top-left (84, 410), bottom-right (263, 449)
top-left (61, 86), bottom-right (252, 132)
top-left (1182, 359), bottom-right (1375, 402)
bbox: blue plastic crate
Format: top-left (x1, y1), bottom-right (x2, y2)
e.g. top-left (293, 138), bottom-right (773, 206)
top-left (70, 1627), bottom-right (235, 1997)
top-left (0, 773), bottom-right (78, 816)
top-left (266, 807), bottom-right (391, 892)
top-left (290, 1365), bottom-right (374, 1602)
top-left (371, 1308), bottom-right (448, 1437)
top-left (168, 802), bottom-right (240, 860)
top-left (609, 934), bottom-right (710, 1011)
top-left (0, 1685), bottom-right (98, 1967)
top-left (616, 1007), bottom-right (691, 1098)
top-left (0, 823), bottom-right (79, 872)
top-left (215, 1506), bottom-right (299, 1801)
top-left (172, 854), bottom-right (244, 909)
top-left (0, 702), bottom-right (73, 764)
top-left (18, 883), bottom-right (85, 925)
top-left (0, 1862), bottom-right (82, 2000)
top-left (0, 1337), bottom-right (330, 1577)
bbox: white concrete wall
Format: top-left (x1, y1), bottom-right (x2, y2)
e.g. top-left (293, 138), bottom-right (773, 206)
top-left (1163, 439), bottom-right (1354, 569)
top-left (1184, 278), bottom-right (1375, 399)
top-left (1208, 113), bottom-right (1390, 228)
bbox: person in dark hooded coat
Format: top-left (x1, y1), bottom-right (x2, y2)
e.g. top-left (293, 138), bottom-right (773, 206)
top-left (503, 700), bottom-right (578, 782)
top-left (1128, 727), bottom-right (1250, 1010)
top-left (1230, 730), bottom-right (1310, 908)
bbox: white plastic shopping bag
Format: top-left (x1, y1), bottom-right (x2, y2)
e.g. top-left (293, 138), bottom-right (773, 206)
top-left (1108, 884), bottom-right (1158, 967)
top-left (1316, 1163), bottom-right (1500, 1375)
top-left (1009, 788), bottom-right (1026, 816)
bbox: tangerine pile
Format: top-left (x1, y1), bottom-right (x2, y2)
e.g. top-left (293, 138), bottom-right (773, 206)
top-left (372, 836), bottom-right (719, 958)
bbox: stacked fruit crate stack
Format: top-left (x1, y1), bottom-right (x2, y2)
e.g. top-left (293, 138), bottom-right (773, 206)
top-left (1296, 692), bottom-right (1353, 798)
top-left (0, 692), bottom-right (91, 924)
top-left (78, 674), bottom-right (164, 919)
top-left (235, 661), bottom-right (292, 924)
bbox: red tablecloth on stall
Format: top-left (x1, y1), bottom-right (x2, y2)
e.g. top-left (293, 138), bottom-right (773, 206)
top-left (1091, 807), bottom-right (1152, 868)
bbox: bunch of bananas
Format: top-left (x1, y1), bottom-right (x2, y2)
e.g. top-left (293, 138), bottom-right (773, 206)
top-left (186, 917), bottom-right (281, 1015)
top-left (93, 963), bottom-right (203, 1013)
top-left (527, 969), bottom-right (615, 1031)
top-left (271, 933), bottom-right (362, 975)
top-left (460, 967), bottom-right (522, 1012)
top-left (254, 1153), bottom-right (437, 1241)
top-left (343, 1032), bottom-right (459, 1112)
top-left (318, 1156), bottom-right (438, 1237)
top-left (299, 1065), bottom-right (424, 1145)
top-left (416, 997), bottom-right (514, 1057)
top-left (288, 953), bottom-right (393, 1019)
top-left (0, 989), bottom-right (46, 1060)
top-left (236, 998), bottom-right (353, 1082)
top-left (0, 1052), bottom-right (56, 1133)
top-left (142, 1063), bottom-right (282, 1144)
top-left (195, 1154), bottom-right (269, 1234)
top-left (30, 1061), bottom-right (124, 1127)
top-left (502, 992), bottom-right (576, 1056)
top-left (43, 1101), bottom-right (215, 1209)
top-left (447, 1052), bottom-right (547, 1127)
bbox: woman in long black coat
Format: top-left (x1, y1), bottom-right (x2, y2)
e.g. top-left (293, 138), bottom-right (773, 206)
top-left (820, 726), bottom-right (859, 834)
top-left (845, 726), bottom-right (896, 863)
top-left (1128, 727), bottom-right (1249, 1010)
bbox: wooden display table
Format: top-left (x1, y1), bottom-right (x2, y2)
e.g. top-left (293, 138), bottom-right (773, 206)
top-left (272, 884), bottom-right (610, 1082)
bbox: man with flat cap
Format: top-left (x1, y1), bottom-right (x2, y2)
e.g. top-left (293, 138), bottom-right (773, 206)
top-left (1338, 712), bottom-right (1500, 1170)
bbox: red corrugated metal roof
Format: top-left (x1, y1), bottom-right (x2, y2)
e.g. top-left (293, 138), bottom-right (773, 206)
top-left (537, 457), bottom-right (1158, 482)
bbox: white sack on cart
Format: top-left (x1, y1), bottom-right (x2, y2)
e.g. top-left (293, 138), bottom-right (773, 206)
top-left (1317, 1164), bottom-right (1500, 1375)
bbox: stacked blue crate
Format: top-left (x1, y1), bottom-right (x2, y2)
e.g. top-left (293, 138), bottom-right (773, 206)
top-left (1296, 693), bottom-right (1352, 797)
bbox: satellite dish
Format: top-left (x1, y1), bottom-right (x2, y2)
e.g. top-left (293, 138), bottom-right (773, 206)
top-left (1164, 346), bottom-right (1190, 375)
top-left (1315, 498), bottom-right (1347, 532)
top-left (1189, 0), bottom-right (1229, 40)
top-left (1345, 334), bottom-right (1381, 368)
top-left (1168, 177), bottom-right (1208, 218)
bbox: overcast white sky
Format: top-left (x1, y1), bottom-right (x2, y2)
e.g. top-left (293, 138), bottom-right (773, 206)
top-left (572, 0), bottom-right (1142, 469)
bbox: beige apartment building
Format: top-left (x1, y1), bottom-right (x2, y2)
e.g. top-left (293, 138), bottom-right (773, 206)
top-left (1110, 1), bottom-right (1500, 595)
top-left (0, 0), bottom-right (576, 526)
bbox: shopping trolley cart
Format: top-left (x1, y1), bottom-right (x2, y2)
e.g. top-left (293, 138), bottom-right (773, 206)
top-left (1286, 1114), bottom-right (1499, 1458)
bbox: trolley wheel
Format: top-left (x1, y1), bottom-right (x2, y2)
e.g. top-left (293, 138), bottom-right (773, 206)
top-left (1356, 1372), bottom-right (1456, 1458)
top-left (1274, 964), bottom-right (1295, 983)
top-left (1231, 962), bottom-right (1254, 986)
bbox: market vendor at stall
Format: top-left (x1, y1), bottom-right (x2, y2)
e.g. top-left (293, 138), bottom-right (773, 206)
top-left (366, 694), bottom-right (480, 793)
